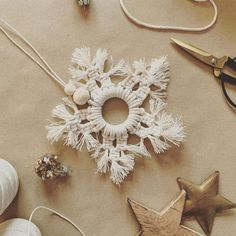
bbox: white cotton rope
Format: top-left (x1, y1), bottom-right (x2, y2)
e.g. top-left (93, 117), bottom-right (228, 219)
top-left (120, 0), bottom-right (218, 32)
top-left (0, 18), bottom-right (66, 87)
top-left (0, 159), bottom-right (19, 216)
top-left (27, 206), bottom-right (86, 236)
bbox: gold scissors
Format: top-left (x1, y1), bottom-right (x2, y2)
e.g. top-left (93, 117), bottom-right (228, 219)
top-left (171, 38), bottom-right (236, 108)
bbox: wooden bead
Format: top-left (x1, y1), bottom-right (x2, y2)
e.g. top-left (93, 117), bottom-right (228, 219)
top-left (73, 87), bottom-right (90, 105)
top-left (64, 81), bottom-right (76, 96)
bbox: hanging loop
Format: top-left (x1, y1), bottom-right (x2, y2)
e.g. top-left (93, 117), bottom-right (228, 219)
top-left (0, 18), bottom-right (66, 87)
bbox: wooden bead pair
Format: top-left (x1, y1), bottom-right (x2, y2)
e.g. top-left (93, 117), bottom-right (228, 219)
top-left (64, 81), bottom-right (90, 106)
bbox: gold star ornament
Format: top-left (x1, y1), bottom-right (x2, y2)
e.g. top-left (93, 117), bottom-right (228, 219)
top-left (128, 190), bottom-right (203, 236)
top-left (177, 171), bottom-right (236, 236)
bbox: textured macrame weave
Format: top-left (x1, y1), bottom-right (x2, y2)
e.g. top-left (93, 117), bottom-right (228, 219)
top-left (47, 48), bottom-right (185, 184)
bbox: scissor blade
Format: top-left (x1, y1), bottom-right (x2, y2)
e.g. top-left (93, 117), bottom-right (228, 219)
top-left (171, 38), bottom-right (222, 69)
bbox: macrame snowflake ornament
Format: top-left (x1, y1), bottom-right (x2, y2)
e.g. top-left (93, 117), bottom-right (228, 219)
top-left (47, 48), bottom-right (185, 184)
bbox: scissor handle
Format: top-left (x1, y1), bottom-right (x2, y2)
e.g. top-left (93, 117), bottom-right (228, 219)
top-left (225, 57), bottom-right (236, 71)
top-left (219, 57), bottom-right (236, 108)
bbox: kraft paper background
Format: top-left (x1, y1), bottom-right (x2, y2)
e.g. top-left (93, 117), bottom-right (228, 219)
top-left (0, 0), bottom-right (236, 235)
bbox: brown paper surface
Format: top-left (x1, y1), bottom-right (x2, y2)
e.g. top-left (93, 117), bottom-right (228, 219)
top-left (0, 0), bottom-right (236, 235)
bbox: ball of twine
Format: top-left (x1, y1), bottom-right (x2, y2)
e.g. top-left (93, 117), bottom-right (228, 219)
top-left (0, 159), bottom-right (19, 215)
top-left (0, 218), bottom-right (41, 236)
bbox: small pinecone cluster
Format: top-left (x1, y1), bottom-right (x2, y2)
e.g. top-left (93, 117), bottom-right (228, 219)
top-left (35, 154), bottom-right (70, 180)
top-left (78, 0), bottom-right (90, 6)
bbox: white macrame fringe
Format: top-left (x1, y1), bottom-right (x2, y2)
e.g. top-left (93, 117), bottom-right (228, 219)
top-left (95, 149), bottom-right (135, 185)
top-left (72, 47), bottom-right (92, 68)
top-left (148, 56), bottom-right (170, 90)
top-left (110, 153), bottom-right (135, 185)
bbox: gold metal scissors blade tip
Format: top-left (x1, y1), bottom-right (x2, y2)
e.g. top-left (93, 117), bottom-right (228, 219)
top-left (170, 38), bottom-right (228, 70)
top-left (170, 38), bottom-right (229, 73)
top-left (171, 38), bottom-right (211, 57)
top-left (171, 38), bottom-right (229, 70)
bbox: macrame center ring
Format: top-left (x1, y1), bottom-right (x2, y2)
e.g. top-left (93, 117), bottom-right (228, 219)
top-left (88, 86), bottom-right (142, 140)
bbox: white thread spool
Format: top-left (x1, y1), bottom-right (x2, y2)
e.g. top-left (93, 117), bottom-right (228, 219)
top-left (0, 159), bottom-right (19, 215)
top-left (0, 218), bottom-right (41, 236)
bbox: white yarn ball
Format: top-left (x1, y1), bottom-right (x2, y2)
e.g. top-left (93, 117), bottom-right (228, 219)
top-left (0, 159), bottom-right (19, 215)
top-left (64, 81), bottom-right (77, 96)
top-left (73, 87), bottom-right (90, 105)
top-left (0, 218), bottom-right (41, 236)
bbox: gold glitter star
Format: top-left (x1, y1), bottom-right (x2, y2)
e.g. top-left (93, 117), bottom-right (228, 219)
top-left (177, 171), bottom-right (236, 236)
top-left (128, 190), bottom-right (203, 236)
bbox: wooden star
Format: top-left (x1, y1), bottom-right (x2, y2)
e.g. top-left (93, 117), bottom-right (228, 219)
top-left (128, 190), bottom-right (203, 236)
top-left (177, 171), bottom-right (236, 236)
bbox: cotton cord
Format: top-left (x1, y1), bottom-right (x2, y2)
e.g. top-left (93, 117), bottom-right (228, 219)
top-left (0, 18), bottom-right (66, 87)
top-left (120, 0), bottom-right (218, 32)
top-left (28, 206), bottom-right (86, 236)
